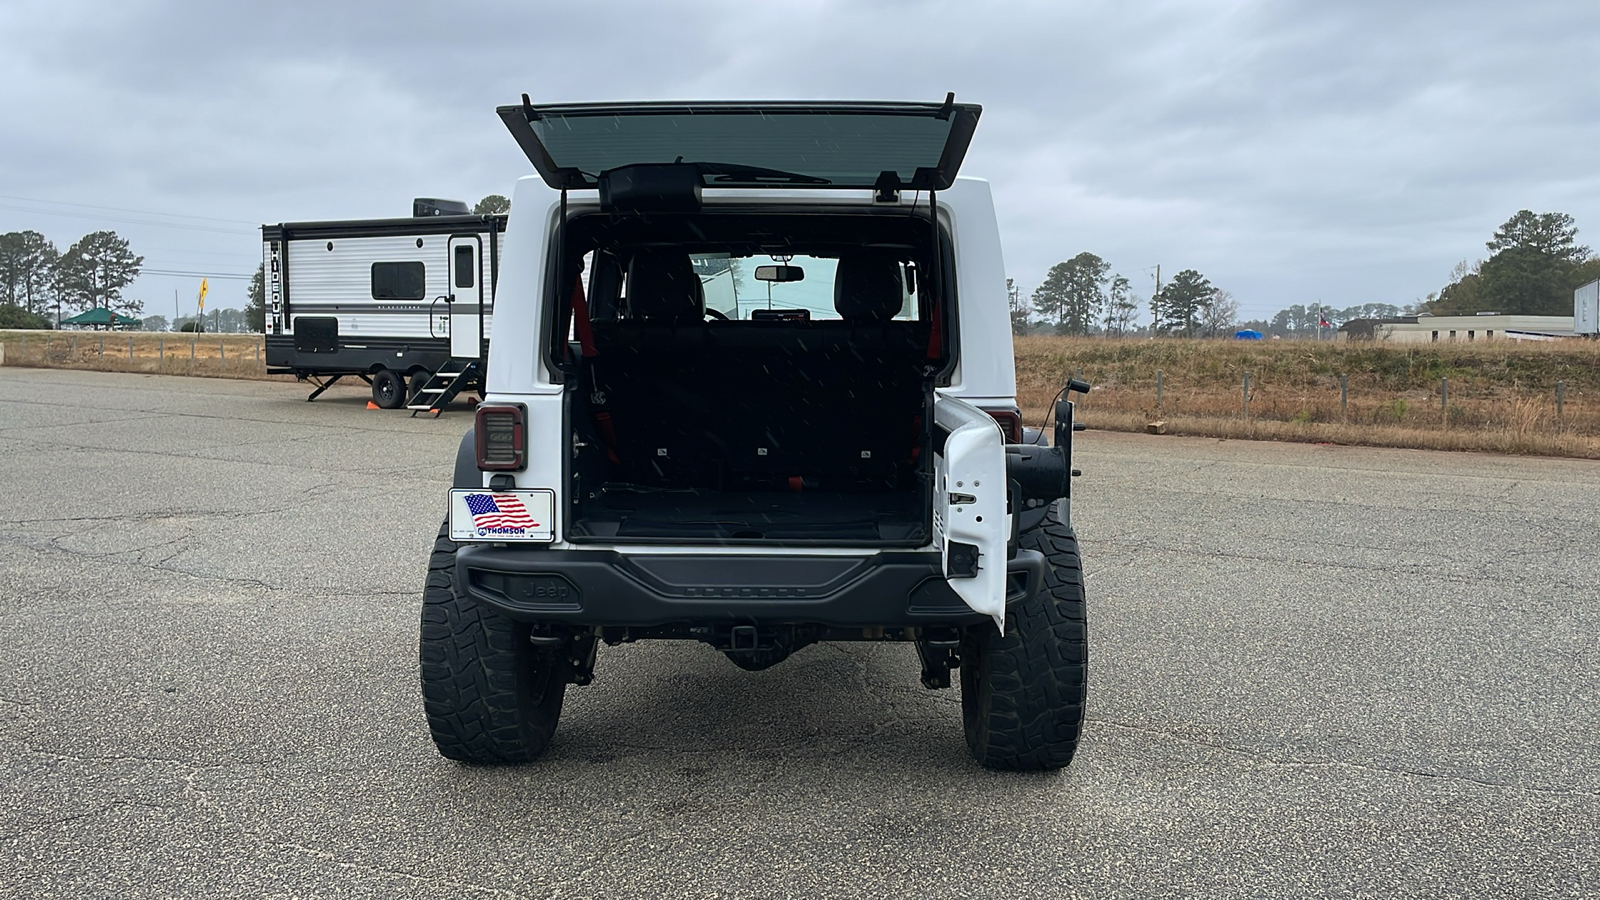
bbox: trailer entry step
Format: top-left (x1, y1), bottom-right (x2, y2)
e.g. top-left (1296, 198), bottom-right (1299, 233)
top-left (408, 358), bottom-right (481, 417)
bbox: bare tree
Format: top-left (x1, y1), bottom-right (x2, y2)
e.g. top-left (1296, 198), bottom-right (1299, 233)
top-left (1007, 277), bottom-right (1031, 335)
top-left (1200, 289), bottom-right (1238, 337)
top-left (1105, 274), bottom-right (1138, 336)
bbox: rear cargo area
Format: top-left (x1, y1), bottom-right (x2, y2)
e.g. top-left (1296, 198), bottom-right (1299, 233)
top-left (562, 223), bottom-right (943, 546)
top-left (569, 318), bottom-right (932, 543)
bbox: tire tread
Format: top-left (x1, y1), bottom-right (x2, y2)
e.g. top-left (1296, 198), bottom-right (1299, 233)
top-left (419, 523), bottom-right (564, 763)
top-left (961, 504), bottom-right (1087, 771)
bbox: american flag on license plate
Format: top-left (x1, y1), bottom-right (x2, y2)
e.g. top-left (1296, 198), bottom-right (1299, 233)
top-left (464, 493), bottom-right (538, 530)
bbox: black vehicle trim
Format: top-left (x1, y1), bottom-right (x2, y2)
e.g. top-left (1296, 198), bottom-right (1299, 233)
top-left (265, 333), bottom-right (452, 375)
top-left (262, 214), bottom-right (506, 243)
top-left (454, 544), bottom-right (1046, 628)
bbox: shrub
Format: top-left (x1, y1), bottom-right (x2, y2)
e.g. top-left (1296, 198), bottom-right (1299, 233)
top-left (1377, 398), bottom-right (1408, 422)
top-left (0, 303), bottom-right (51, 329)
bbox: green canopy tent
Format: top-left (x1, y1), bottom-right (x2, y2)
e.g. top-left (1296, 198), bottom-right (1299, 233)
top-left (59, 308), bottom-right (142, 330)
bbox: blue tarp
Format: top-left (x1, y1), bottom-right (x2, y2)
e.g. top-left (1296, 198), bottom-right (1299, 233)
top-left (1234, 329), bottom-right (1264, 340)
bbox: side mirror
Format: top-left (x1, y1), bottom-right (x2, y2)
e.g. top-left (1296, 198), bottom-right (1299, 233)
top-left (754, 265), bottom-right (805, 283)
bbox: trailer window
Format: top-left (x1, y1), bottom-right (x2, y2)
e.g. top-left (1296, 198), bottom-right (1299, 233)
top-left (372, 262), bottom-right (426, 300)
top-left (454, 246), bottom-right (475, 288)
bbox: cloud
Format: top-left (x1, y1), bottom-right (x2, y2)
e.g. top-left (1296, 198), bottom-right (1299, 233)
top-left (2, 0), bottom-right (1597, 318)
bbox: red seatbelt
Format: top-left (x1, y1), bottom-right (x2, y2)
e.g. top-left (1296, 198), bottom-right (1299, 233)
top-left (593, 410), bottom-right (621, 465)
top-left (571, 274), bottom-right (596, 358)
top-left (926, 300), bottom-right (942, 359)
top-left (569, 271), bottom-right (619, 462)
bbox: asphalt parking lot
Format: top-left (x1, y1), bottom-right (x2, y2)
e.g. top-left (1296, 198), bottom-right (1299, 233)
top-left (2, 367), bottom-right (1597, 899)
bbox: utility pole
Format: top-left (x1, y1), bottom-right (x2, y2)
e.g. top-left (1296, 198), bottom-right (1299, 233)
top-left (1150, 264), bottom-right (1162, 335)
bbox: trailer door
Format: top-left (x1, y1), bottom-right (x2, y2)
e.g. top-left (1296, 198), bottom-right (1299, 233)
top-left (448, 235), bottom-right (483, 358)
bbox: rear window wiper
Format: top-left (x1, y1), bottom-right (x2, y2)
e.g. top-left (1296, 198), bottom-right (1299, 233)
top-left (687, 161), bottom-right (832, 185)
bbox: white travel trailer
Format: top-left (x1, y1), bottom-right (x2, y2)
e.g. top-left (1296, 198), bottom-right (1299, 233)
top-left (1576, 280), bottom-right (1599, 336)
top-left (262, 199), bottom-right (506, 412)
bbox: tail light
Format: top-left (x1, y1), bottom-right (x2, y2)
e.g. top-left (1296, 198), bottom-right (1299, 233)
top-left (986, 408), bottom-right (1023, 443)
top-left (475, 404), bottom-right (526, 470)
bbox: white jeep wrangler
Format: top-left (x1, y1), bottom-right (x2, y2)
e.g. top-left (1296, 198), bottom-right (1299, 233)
top-left (420, 96), bottom-right (1089, 770)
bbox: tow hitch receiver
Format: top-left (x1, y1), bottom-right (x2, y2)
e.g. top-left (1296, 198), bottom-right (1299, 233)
top-left (915, 627), bottom-right (963, 689)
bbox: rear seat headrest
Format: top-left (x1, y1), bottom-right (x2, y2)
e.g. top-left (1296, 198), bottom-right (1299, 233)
top-left (627, 250), bottom-right (705, 323)
top-left (833, 252), bottom-right (906, 323)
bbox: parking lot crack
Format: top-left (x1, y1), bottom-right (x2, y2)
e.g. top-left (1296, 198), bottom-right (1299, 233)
top-left (0, 799), bottom-right (177, 841)
top-left (0, 533), bottom-right (280, 592)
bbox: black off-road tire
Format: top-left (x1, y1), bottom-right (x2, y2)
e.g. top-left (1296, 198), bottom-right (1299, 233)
top-left (960, 502), bottom-right (1087, 770)
top-left (419, 523), bottom-right (566, 763)
top-left (372, 368), bottom-right (406, 409)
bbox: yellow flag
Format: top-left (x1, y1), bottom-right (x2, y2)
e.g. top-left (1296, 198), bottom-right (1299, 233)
top-left (198, 278), bottom-right (208, 311)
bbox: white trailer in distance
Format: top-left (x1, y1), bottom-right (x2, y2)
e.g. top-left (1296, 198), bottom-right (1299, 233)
top-left (262, 198), bottom-right (505, 413)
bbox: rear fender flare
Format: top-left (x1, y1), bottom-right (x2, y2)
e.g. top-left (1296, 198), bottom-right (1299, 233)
top-left (454, 428), bottom-right (480, 489)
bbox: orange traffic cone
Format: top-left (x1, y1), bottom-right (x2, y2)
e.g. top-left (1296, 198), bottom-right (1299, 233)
top-left (366, 401), bottom-right (380, 410)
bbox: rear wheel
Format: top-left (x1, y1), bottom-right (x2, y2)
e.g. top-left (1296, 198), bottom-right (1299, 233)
top-left (960, 502), bottom-right (1087, 770)
top-left (372, 368), bottom-right (406, 409)
top-left (419, 522), bottom-right (566, 763)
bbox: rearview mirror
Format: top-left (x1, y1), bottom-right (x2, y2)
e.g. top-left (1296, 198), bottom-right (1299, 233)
top-left (754, 265), bottom-right (805, 283)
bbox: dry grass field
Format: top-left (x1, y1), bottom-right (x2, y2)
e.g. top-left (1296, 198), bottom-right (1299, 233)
top-left (0, 329), bottom-right (280, 381)
top-left (6, 329), bottom-right (1600, 458)
top-left (1016, 335), bottom-right (1600, 458)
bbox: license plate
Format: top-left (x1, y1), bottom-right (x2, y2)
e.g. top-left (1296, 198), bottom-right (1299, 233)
top-left (448, 489), bottom-right (555, 542)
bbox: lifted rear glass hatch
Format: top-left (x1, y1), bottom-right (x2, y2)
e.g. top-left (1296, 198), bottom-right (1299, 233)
top-left (498, 95), bottom-right (982, 192)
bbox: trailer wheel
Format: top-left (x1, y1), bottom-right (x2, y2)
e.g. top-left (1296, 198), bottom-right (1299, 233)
top-left (372, 368), bottom-right (406, 409)
top-left (959, 502), bottom-right (1087, 770)
top-left (407, 369), bottom-right (433, 405)
top-left (420, 523), bottom-right (566, 763)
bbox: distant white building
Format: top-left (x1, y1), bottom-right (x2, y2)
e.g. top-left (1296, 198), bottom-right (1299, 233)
top-left (1341, 314), bottom-right (1574, 343)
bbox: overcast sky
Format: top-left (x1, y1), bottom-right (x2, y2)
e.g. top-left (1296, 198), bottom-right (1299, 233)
top-left (2, 0), bottom-right (1596, 322)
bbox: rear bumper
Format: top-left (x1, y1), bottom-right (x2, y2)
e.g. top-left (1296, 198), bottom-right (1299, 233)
top-left (454, 545), bottom-right (1047, 628)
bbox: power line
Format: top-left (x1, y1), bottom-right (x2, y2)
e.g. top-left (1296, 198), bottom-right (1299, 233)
top-left (0, 203), bottom-right (256, 236)
top-left (0, 193), bottom-right (258, 226)
top-left (142, 269), bottom-right (253, 280)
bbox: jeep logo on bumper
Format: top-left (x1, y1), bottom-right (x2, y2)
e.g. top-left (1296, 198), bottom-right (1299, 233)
top-left (469, 571), bottom-right (581, 610)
